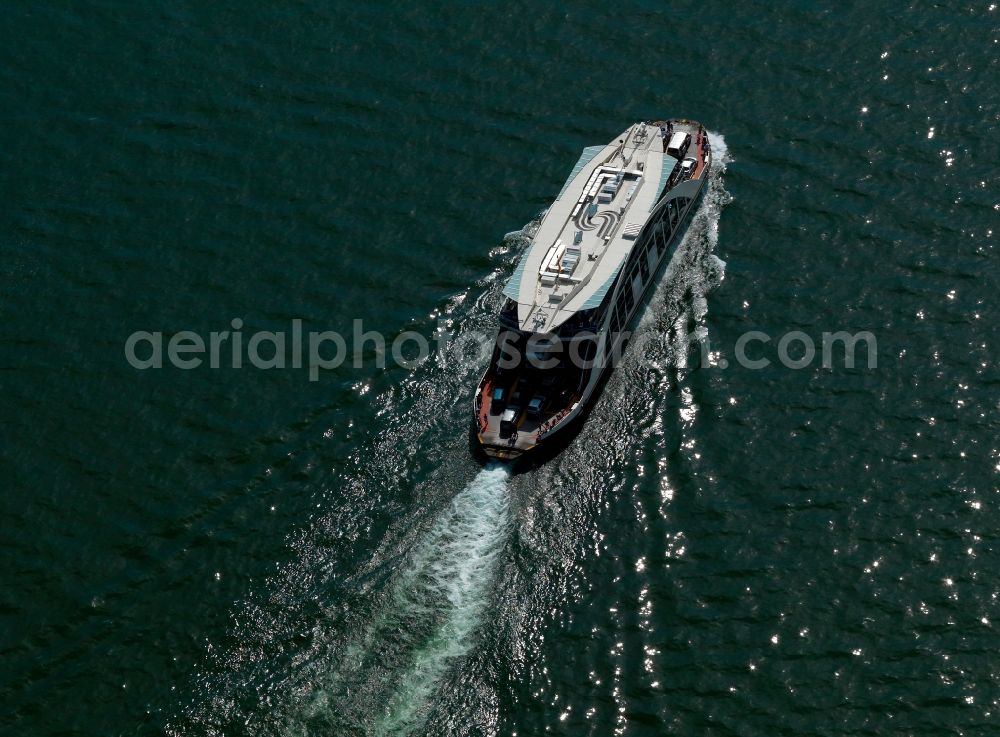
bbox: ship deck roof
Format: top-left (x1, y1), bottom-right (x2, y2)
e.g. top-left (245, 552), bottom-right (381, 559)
top-left (503, 119), bottom-right (705, 333)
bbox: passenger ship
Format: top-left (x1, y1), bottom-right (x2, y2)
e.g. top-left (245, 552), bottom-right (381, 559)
top-left (474, 119), bottom-right (712, 461)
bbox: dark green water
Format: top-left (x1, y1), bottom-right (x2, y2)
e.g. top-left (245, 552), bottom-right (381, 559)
top-left (2, 2), bottom-right (998, 735)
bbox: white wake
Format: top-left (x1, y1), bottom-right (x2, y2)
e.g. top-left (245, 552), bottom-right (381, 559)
top-left (372, 464), bottom-right (512, 734)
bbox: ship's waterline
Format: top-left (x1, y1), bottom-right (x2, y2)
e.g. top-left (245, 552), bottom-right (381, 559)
top-left (475, 120), bottom-right (715, 460)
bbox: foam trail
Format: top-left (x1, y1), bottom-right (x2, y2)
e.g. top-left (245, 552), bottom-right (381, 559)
top-left (372, 464), bottom-right (512, 735)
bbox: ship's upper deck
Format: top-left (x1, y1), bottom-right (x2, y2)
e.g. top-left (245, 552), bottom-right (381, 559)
top-left (503, 119), bottom-right (707, 333)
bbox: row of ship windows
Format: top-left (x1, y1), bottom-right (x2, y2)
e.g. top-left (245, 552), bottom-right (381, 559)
top-left (607, 196), bottom-right (691, 333)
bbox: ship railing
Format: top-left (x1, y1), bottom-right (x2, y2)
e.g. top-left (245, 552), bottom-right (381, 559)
top-left (536, 393), bottom-right (582, 439)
